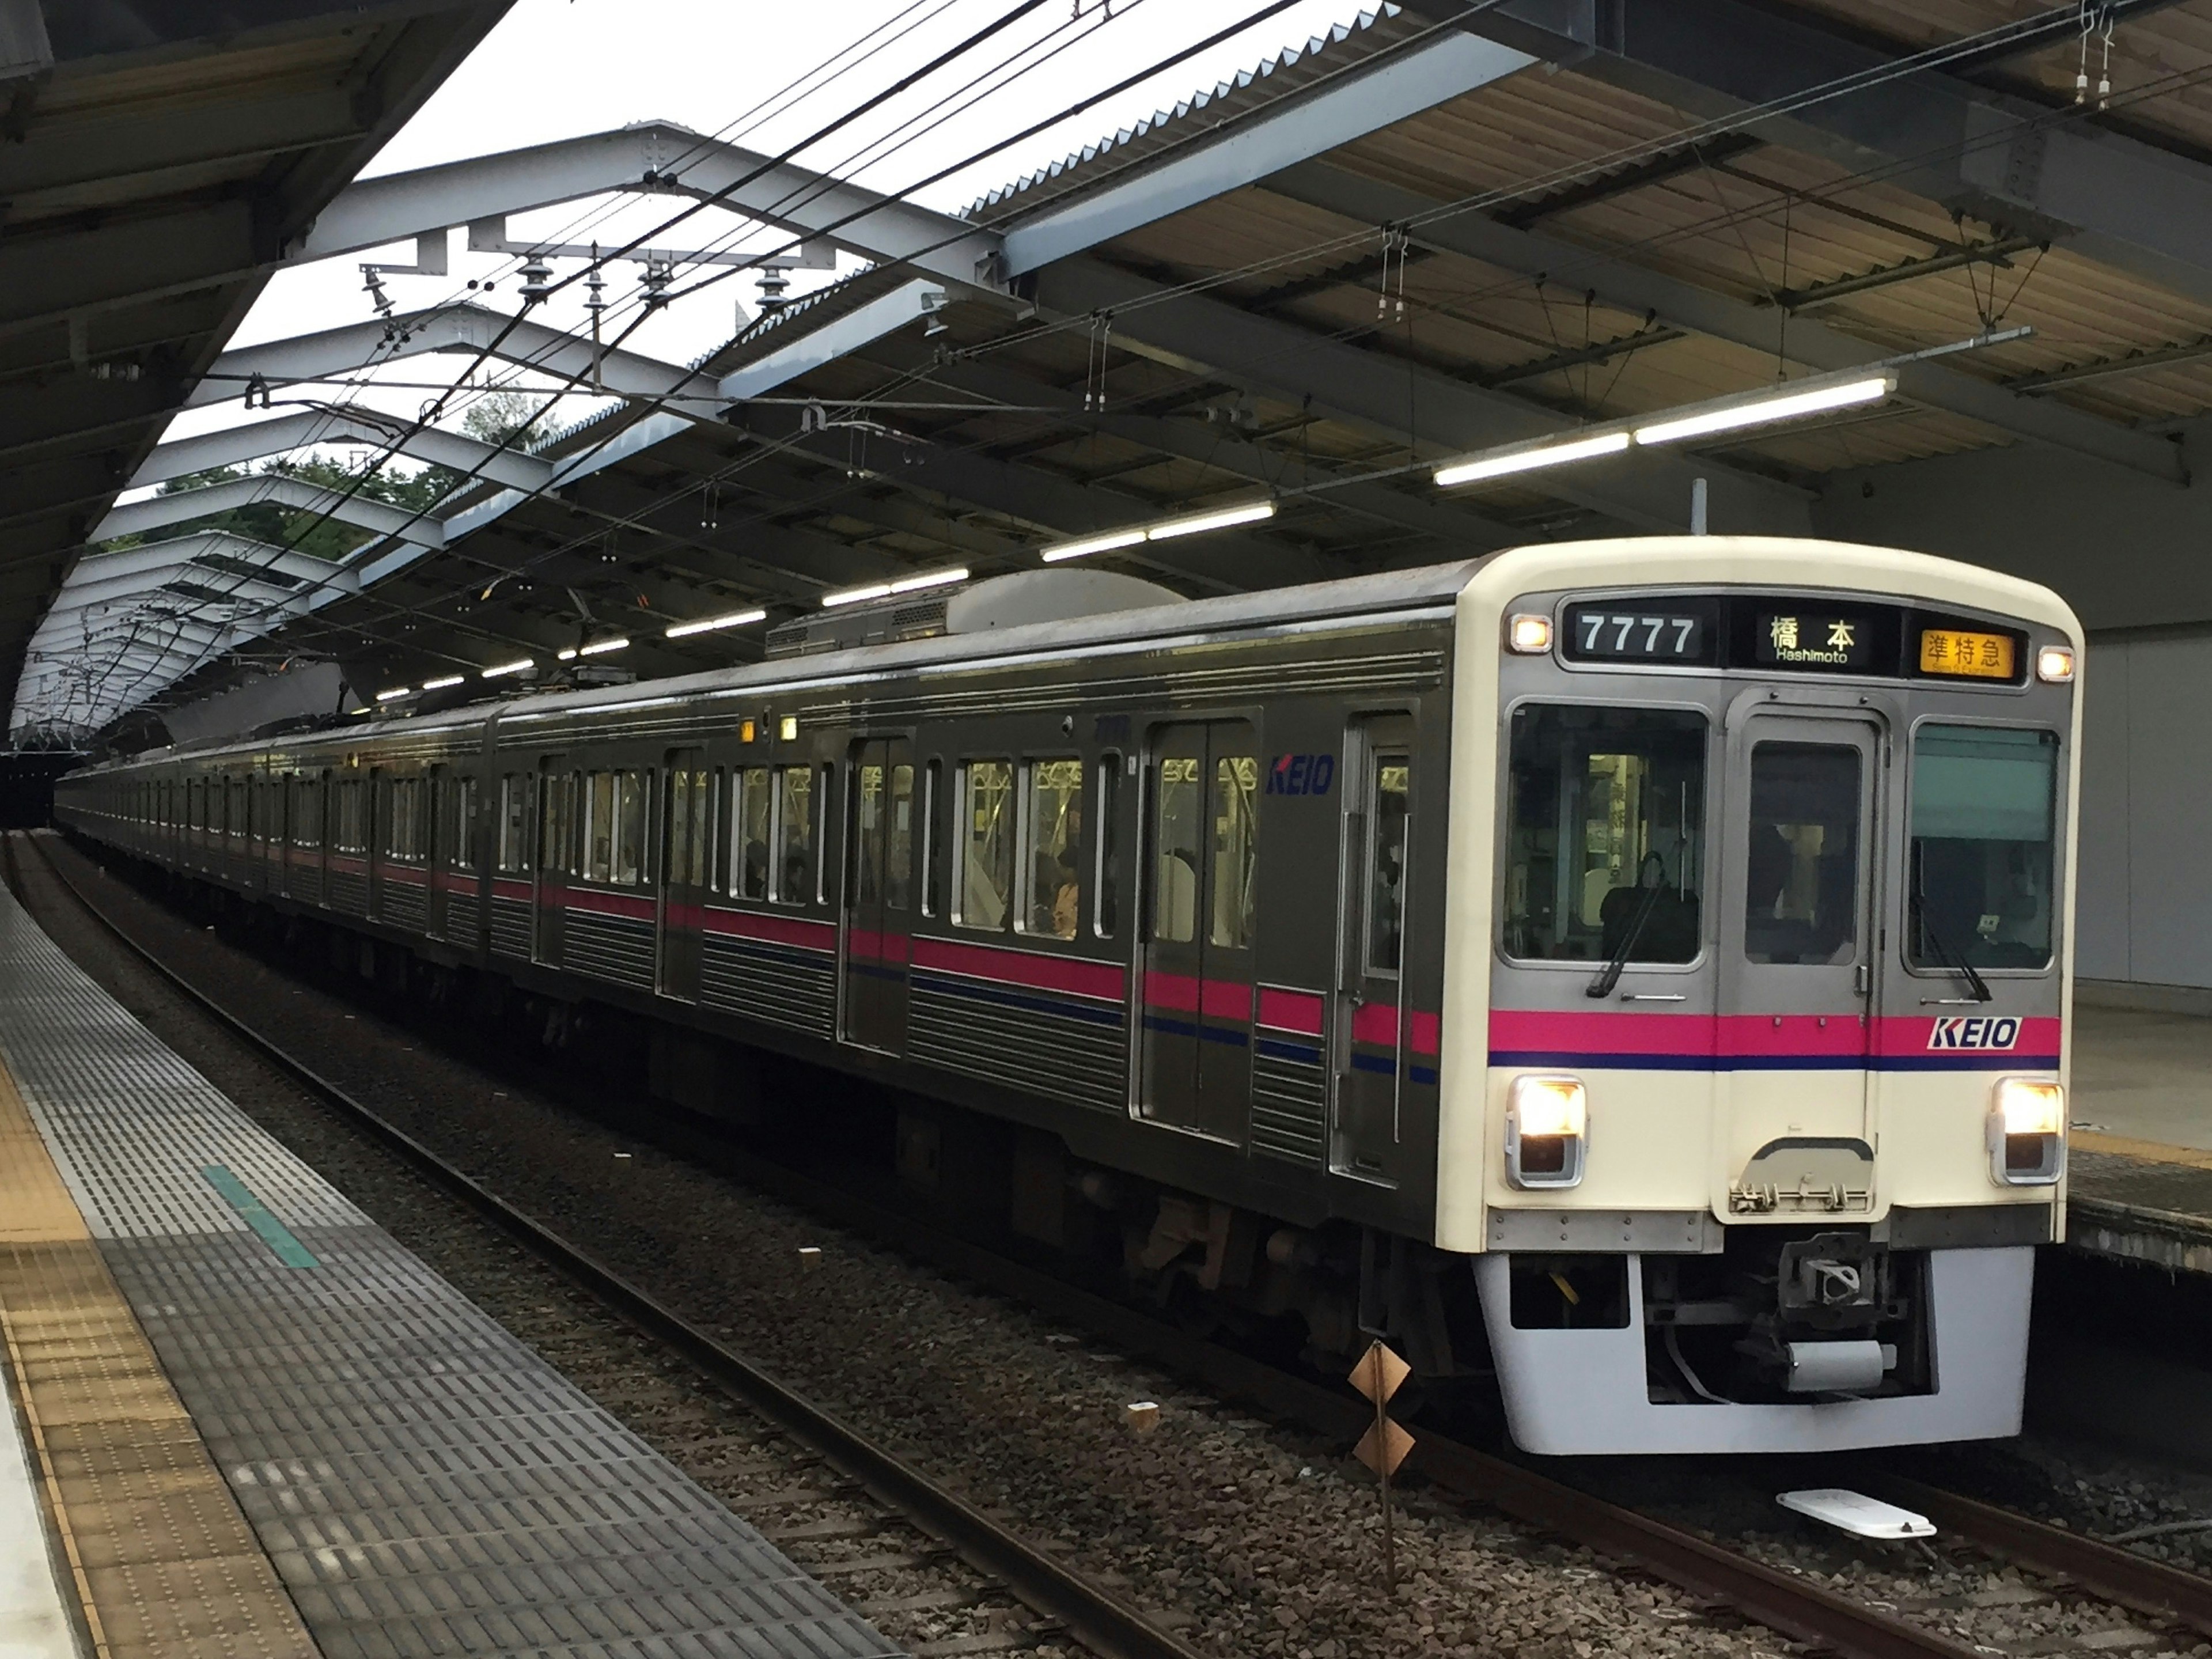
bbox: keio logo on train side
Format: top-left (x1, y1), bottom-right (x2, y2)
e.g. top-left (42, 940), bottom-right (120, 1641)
top-left (1266, 753), bottom-right (1335, 796)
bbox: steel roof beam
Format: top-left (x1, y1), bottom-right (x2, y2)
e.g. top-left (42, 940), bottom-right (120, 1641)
top-left (903, 354), bottom-right (1524, 552)
top-left (994, 30), bottom-right (1534, 276)
top-left (66, 532), bottom-right (336, 592)
top-left (728, 408), bottom-right (1329, 589)
top-left (1262, 160), bottom-right (2188, 483)
top-left (1403, 0), bottom-right (2212, 312)
top-left (187, 303), bottom-right (704, 413)
top-left (94, 471), bottom-right (445, 549)
top-left (1036, 257), bottom-right (1810, 535)
top-left (131, 407), bottom-right (555, 494)
top-left (297, 121), bottom-right (1000, 293)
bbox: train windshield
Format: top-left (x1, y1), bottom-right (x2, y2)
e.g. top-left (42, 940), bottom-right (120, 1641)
top-left (1908, 724), bottom-right (2058, 971)
top-left (1502, 705), bottom-right (1706, 963)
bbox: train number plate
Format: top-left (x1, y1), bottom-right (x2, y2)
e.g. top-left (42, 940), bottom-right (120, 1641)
top-left (1562, 603), bottom-right (1717, 665)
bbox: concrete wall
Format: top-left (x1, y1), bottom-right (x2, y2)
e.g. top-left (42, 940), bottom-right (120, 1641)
top-left (2073, 629), bottom-right (2212, 990)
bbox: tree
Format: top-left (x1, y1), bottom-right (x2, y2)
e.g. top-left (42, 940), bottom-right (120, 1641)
top-left (460, 389), bottom-right (546, 450)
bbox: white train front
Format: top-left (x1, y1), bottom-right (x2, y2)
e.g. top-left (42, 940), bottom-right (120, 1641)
top-left (56, 536), bottom-right (2081, 1456)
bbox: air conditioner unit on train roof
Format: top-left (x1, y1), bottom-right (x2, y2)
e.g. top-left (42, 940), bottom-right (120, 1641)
top-left (764, 569), bottom-right (1183, 660)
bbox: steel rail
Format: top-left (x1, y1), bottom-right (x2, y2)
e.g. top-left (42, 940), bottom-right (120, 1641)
top-left (34, 832), bottom-right (2212, 1658)
top-left (10, 832), bottom-right (1206, 1659)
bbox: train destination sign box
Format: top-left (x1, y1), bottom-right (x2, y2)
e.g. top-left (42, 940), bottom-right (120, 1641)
top-left (1558, 594), bottom-right (2028, 685)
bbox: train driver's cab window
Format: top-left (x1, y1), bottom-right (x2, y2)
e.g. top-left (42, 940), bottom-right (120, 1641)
top-left (1744, 744), bottom-right (1859, 965)
top-left (955, 760), bottom-right (1014, 930)
top-left (1908, 724), bottom-right (2057, 971)
top-left (771, 764), bottom-right (815, 905)
top-left (1502, 705), bottom-right (1705, 963)
top-left (1021, 758), bottom-right (1083, 939)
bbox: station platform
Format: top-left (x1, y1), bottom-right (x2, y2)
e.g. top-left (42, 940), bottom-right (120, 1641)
top-left (2066, 1002), bottom-right (2212, 1277)
top-left (0, 879), bottom-right (902, 1659)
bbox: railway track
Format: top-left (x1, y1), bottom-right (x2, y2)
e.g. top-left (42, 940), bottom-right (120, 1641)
top-left (25, 829), bottom-right (2212, 1659)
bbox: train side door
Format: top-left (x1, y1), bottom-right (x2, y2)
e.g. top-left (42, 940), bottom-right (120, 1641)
top-left (842, 738), bottom-right (915, 1054)
top-left (1139, 721), bottom-right (1257, 1143)
top-left (1717, 706), bottom-right (1880, 1211)
top-left (534, 759), bottom-right (570, 966)
top-left (659, 748), bottom-right (709, 1001)
top-left (1332, 717), bottom-right (1415, 1180)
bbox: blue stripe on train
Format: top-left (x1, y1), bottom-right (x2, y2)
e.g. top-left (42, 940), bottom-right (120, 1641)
top-left (1490, 1049), bottom-right (2062, 1072)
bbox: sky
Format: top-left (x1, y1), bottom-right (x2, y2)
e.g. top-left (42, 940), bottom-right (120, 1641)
top-left (158, 0), bottom-right (1368, 472)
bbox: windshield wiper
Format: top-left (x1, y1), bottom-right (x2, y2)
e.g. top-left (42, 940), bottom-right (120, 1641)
top-left (1588, 877), bottom-right (1666, 999)
top-left (1910, 894), bottom-right (1991, 1002)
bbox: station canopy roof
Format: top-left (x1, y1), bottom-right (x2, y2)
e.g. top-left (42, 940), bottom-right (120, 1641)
top-left (20, 0), bottom-right (2212, 747)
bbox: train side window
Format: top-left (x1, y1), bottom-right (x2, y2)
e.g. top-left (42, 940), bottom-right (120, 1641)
top-left (921, 760), bottom-right (942, 918)
top-left (1210, 752), bottom-right (1259, 949)
top-left (541, 774), bottom-right (569, 874)
top-left (771, 764), bottom-right (815, 905)
top-left (1366, 755), bottom-right (1412, 975)
top-left (497, 776), bottom-right (531, 872)
top-left (955, 760), bottom-right (1014, 930)
top-left (584, 772), bottom-right (615, 881)
top-left (685, 768), bottom-right (710, 888)
top-left (1502, 704), bottom-right (1706, 963)
top-left (1154, 756), bottom-right (1201, 945)
top-left (1020, 757), bottom-right (1082, 940)
top-left (885, 759), bottom-right (915, 911)
top-left (1094, 755), bottom-right (1120, 938)
top-left (735, 767), bottom-right (771, 898)
top-left (454, 778), bottom-right (478, 871)
top-left (615, 770), bottom-right (647, 885)
top-left (710, 768), bottom-right (726, 893)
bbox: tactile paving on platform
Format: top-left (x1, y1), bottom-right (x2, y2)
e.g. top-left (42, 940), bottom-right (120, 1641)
top-left (0, 881), bottom-right (906, 1659)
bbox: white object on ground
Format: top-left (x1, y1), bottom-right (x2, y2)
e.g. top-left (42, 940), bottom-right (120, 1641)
top-left (1777, 1488), bottom-right (1937, 1540)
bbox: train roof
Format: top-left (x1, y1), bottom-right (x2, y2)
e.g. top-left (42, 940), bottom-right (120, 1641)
top-left (86, 556), bottom-right (1494, 772)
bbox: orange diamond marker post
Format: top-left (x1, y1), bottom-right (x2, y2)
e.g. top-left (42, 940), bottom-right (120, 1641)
top-left (1349, 1339), bottom-right (1413, 1592)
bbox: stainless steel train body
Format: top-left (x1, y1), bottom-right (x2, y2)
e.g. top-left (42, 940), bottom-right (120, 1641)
top-left (55, 537), bottom-right (2083, 1455)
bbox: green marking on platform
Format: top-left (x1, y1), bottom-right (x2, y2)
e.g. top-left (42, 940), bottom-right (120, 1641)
top-left (201, 1164), bottom-right (319, 1268)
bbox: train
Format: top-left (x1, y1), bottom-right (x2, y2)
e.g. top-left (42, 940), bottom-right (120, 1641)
top-left (55, 535), bottom-right (2082, 1455)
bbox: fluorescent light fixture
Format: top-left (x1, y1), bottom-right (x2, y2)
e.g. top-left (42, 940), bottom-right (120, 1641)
top-left (1435, 430), bottom-right (1630, 488)
top-left (1632, 375), bottom-right (1893, 446)
top-left (346, 706), bottom-right (372, 716)
top-left (1145, 501), bottom-right (1275, 541)
top-left (579, 636), bottom-right (628, 656)
top-left (481, 658), bottom-right (532, 679)
top-left (1041, 528), bottom-right (1146, 563)
top-left (665, 607), bottom-right (767, 639)
top-left (822, 567), bottom-right (968, 608)
top-left (556, 648), bottom-right (577, 661)
top-left (1039, 501), bottom-right (1272, 563)
top-left (374, 686), bottom-right (411, 702)
top-left (421, 673), bottom-right (464, 690)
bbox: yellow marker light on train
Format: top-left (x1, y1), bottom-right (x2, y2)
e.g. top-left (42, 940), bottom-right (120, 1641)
top-left (739, 718), bottom-right (757, 744)
top-left (1506, 1074), bottom-right (1588, 1190)
top-left (2036, 645), bottom-right (2077, 683)
top-left (1989, 1078), bottom-right (2065, 1186)
top-left (1507, 613), bottom-right (1554, 654)
top-left (778, 715), bottom-right (799, 742)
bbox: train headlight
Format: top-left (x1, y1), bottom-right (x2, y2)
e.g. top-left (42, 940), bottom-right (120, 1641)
top-left (1506, 1074), bottom-right (1587, 1189)
top-left (1988, 1078), bottom-right (2066, 1185)
top-left (1506, 613), bottom-right (1554, 654)
top-left (2035, 646), bottom-right (2076, 683)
